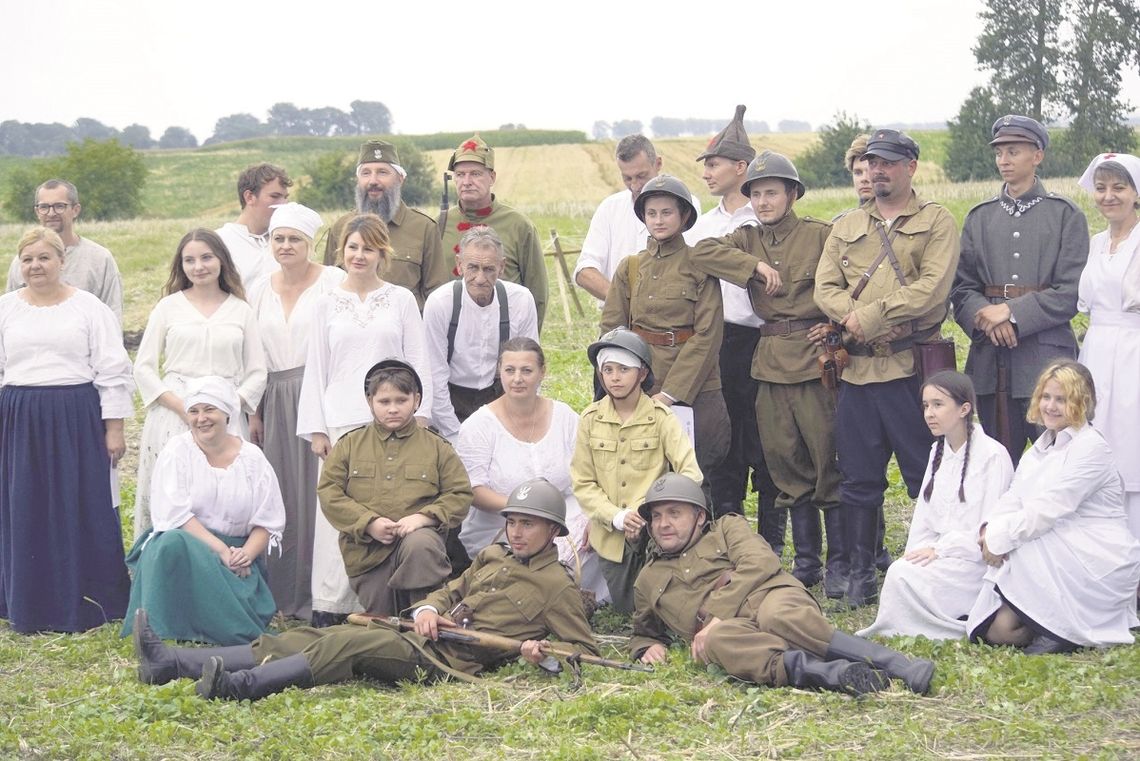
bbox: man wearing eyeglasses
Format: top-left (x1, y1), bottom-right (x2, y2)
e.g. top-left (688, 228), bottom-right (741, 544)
top-left (6, 179), bottom-right (123, 323)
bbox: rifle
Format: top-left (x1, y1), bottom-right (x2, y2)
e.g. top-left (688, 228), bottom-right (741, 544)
top-left (436, 170), bottom-right (452, 236)
top-left (994, 346), bottom-right (1012, 452)
top-left (346, 613), bottom-right (653, 675)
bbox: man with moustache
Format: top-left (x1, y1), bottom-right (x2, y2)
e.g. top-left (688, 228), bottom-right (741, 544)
top-left (217, 163), bottom-right (292, 290)
top-left (950, 115), bottom-right (1088, 465)
top-left (323, 140), bottom-right (449, 309)
top-left (7, 179), bottom-right (123, 323)
top-left (439, 135), bottom-right (548, 329)
top-left (814, 129), bottom-right (960, 607)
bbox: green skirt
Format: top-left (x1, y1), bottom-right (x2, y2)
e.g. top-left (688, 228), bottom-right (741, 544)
top-left (120, 528), bottom-right (276, 645)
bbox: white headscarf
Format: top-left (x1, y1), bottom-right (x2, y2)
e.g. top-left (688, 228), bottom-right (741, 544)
top-left (1077, 153), bottom-right (1140, 195)
top-left (184, 376), bottom-right (242, 434)
top-left (268, 202), bottom-right (323, 240)
top-left (596, 347), bottom-right (643, 369)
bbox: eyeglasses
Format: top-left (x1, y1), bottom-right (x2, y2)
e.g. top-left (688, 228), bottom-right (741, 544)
top-left (34, 203), bottom-right (73, 215)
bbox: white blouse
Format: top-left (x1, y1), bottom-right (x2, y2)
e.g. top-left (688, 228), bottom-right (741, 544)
top-left (249, 266), bottom-right (345, 371)
top-left (0, 289), bottom-right (134, 418)
top-left (297, 283), bottom-right (434, 437)
top-left (134, 292), bottom-right (267, 413)
top-left (149, 431), bottom-right (286, 547)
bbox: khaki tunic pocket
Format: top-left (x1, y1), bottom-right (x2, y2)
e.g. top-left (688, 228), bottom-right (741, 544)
top-left (346, 461), bottom-right (376, 502)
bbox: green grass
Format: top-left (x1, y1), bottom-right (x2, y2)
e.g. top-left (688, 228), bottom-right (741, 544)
top-left (1, 135), bottom-right (1137, 760)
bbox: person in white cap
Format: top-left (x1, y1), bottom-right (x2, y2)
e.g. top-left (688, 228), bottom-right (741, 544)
top-left (248, 203), bottom-right (345, 621)
top-left (120, 376), bottom-right (286, 646)
top-left (216, 163), bottom-right (293, 291)
top-left (322, 140), bottom-right (448, 309)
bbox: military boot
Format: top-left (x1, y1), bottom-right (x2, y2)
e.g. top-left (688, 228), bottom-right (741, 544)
top-left (875, 506), bottom-right (892, 572)
top-left (825, 631), bottom-right (935, 694)
top-left (782, 650), bottom-right (889, 696)
top-left (133, 609), bottom-right (254, 685)
top-left (757, 497), bottom-right (787, 558)
top-left (197, 654), bottom-right (314, 702)
top-left (845, 504), bottom-right (880, 607)
top-left (822, 508), bottom-right (849, 600)
top-left (789, 503), bottom-right (823, 588)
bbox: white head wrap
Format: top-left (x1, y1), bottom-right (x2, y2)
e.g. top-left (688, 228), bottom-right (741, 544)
top-left (1078, 153), bottom-right (1140, 195)
top-left (268, 202), bottom-right (323, 240)
top-left (184, 376), bottom-right (241, 433)
top-left (596, 346), bottom-right (643, 370)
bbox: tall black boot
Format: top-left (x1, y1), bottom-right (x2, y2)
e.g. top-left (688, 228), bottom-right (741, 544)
top-left (197, 654), bottom-right (314, 702)
top-left (133, 609), bottom-right (254, 685)
top-left (782, 650), bottom-right (889, 696)
top-left (875, 505), bottom-right (892, 572)
top-left (714, 501), bottom-right (744, 519)
top-left (822, 508), bottom-right (849, 600)
top-left (757, 497), bottom-right (786, 558)
top-left (825, 631), bottom-right (935, 694)
top-left (789, 503), bottom-right (823, 588)
top-left (846, 504), bottom-right (880, 607)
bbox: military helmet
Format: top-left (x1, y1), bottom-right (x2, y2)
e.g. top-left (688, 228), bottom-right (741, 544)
top-left (587, 327), bottom-right (656, 391)
top-left (502, 478), bottom-right (569, 536)
top-left (363, 357), bottom-right (423, 396)
top-left (633, 174), bottom-right (698, 232)
top-left (637, 473), bottom-right (711, 522)
top-left (740, 150), bottom-right (805, 199)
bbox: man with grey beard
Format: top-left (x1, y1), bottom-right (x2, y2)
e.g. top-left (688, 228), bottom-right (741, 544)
top-left (323, 140), bottom-right (449, 309)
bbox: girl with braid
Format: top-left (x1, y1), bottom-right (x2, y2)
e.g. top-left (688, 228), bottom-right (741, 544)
top-left (859, 372), bottom-right (1013, 639)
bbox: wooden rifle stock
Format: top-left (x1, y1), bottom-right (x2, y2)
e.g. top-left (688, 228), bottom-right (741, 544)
top-left (994, 347), bottom-right (1012, 450)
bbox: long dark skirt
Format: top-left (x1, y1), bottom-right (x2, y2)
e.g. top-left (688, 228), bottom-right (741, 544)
top-left (261, 366), bottom-right (317, 620)
top-left (0, 383), bottom-right (129, 633)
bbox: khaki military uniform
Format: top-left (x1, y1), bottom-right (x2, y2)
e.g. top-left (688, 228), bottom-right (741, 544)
top-left (439, 196), bottom-right (548, 329)
top-left (629, 515), bottom-right (834, 686)
top-left (251, 543), bottom-right (599, 684)
top-left (323, 203), bottom-right (450, 309)
top-left (318, 419), bottom-right (473, 614)
top-left (692, 212), bottom-right (839, 509)
top-left (570, 392), bottom-right (702, 613)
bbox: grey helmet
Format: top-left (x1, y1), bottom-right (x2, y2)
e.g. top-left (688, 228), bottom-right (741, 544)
top-left (587, 327), bottom-right (655, 391)
top-left (740, 150), bottom-right (805, 199)
top-left (503, 478), bottom-right (569, 536)
top-left (633, 174), bottom-right (698, 232)
top-left (638, 473), bottom-right (711, 522)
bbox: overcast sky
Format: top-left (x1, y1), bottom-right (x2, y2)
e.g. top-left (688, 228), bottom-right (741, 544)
top-left (3, 0), bottom-right (1137, 141)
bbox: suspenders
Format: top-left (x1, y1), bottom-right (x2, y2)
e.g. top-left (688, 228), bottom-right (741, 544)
top-left (446, 279), bottom-right (510, 364)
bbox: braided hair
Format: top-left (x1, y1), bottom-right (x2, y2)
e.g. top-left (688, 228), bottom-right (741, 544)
top-left (921, 371), bottom-right (977, 504)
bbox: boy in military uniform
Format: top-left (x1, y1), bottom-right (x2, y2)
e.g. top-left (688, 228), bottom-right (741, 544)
top-left (132, 479), bottom-right (600, 701)
top-left (439, 134), bottom-right (548, 328)
top-left (571, 328), bottom-right (702, 614)
top-left (950, 115), bottom-right (1088, 465)
top-left (691, 151), bottom-right (843, 596)
top-left (600, 174), bottom-right (730, 483)
top-left (630, 474), bottom-right (934, 696)
top-left (814, 129), bottom-right (960, 607)
top-left (318, 359), bottom-right (473, 617)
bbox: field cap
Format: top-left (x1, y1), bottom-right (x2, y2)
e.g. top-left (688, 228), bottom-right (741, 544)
top-left (448, 134), bottom-right (495, 171)
top-left (863, 129), bottom-right (920, 162)
top-left (697, 105), bottom-right (756, 163)
top-left (990, 115), bottom-right (1049, 151)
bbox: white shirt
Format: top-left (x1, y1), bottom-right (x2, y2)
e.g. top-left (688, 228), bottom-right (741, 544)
top-left (149, 431), bottom-right (286, 548)
top-left (217, 223), bottom-right (278, 293)
top-left (296, 282), bottom-right (433, 438)
top-left (685, 199), bottom-right (762, 327)
top-left (423, 280), bottom-right (539, 438)
top-left (249, 266), bottom-right (346, 371)
top-left (7, 237), bottom-right (124, 323)
top-left (134, 292), bottom-right (267, 414)
top-left (0, 289), bottom-right (134, 418)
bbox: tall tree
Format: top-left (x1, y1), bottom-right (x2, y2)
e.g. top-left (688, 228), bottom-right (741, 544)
top-left (348, 100), bottom-right (392, 135)
top-left (121, 123), bottom-right (155, 149)
top-left (158, 126), bottom-right (198, 149)
top-left (610, 120), bottom-right (643, 138)
top-left (207, 113), bottom-right (269, 144)
top-left (944, 87), bottom-right (1007, 181)
top-left (797, 111), bottom-right (873, 189)
top-left (973, 0), bottom-right (1066, 121)
top-left (73, 117), bottom-right (118, 142)
top-left (267, 102), bottom-right (307, 135)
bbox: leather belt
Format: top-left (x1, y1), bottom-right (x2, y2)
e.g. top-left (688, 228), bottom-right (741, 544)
top-left (632, 326), bottom-right (694, 347)
top-left (758, 318), bottom-right (820, 337)
top-left (983, 284), bottom-right (1044, 299)
top-left (846, 325), bottom-right (939, 357)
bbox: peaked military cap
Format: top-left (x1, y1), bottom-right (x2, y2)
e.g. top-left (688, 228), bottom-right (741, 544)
top-left (990, 115), bottom-right (1049, 151)
top-left (448, 134), bottom-right (495, 171)
top-left (697, 105), bottom-right (756, 163)
top-left (863, 128), bottom-right (920, 162)
top-left (357, 140), bottom-right (401, 168)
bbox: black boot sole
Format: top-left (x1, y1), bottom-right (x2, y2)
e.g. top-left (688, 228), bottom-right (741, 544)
top-left (196, 657), bottom-right (226, 701)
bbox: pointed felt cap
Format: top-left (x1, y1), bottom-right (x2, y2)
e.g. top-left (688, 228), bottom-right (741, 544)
top-left (697, 105), bottom-right (756, 163)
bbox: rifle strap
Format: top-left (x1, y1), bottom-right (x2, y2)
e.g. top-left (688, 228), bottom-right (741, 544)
top-left (356, 615), bottom-right (483, 684)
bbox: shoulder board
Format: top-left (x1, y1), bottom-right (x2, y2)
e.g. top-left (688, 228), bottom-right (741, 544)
top-left (423, 425), bottom-right (454, 445)
top-left (800, 215), bottom-right (833, 229)
top-left (1042, 192), bottom-right (1082, 211)
top-left (965, 195), bottom-right (1001, 215)
top-left (407, 207), bottom-right (436, 223)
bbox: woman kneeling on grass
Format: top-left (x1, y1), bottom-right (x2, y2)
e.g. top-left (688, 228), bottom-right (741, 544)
top-left (859, 371), bottom-right (1013, 640)
top-left (966, 361), bottom-right (1140, 653)
top-left (121, 376), bottom-right (285, 645)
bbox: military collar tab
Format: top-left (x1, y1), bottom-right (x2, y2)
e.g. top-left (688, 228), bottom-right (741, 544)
top-left (999, 178), bottom-right (1046, 217)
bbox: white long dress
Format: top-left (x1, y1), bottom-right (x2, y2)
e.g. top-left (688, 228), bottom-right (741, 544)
top-left (859, 428), bottom-right (1013, 640)
top-left (296, 282), bottom-right (434, 615)
top-left (133, 292), bottom-right (267, 536)
top-left (457, 401), bottom-right (610, 604)
top-left (966, 424), bottom-right (1140, 646)
top-left (1077, 225), bottom-right (1140, 537)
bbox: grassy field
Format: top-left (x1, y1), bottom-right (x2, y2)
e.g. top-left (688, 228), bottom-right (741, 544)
top-left (0, 135), bottom-right (1136, 760)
